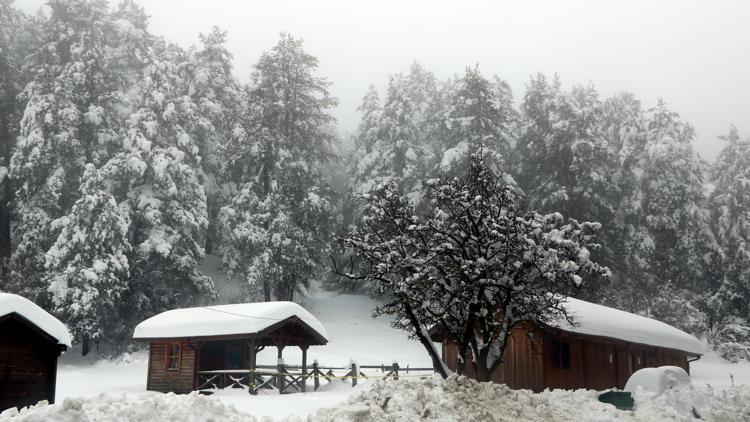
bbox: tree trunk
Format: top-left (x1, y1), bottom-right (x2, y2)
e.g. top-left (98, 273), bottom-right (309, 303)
top-left (475, 348), bottom-right (492, 382)
top-left (0, 115), bottom-right (12, 258)
top-left (403, 302), bottom-right (449, 378)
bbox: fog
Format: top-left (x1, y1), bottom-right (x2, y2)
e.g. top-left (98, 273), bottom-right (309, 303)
top-left (16, 0), bottom-right (750, 160)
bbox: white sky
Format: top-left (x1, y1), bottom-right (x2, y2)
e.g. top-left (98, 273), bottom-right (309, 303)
top-left (16, 0), bottom-right (750, 161)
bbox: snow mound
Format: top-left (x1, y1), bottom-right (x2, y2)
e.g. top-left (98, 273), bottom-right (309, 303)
top-left (308, 375), bottom-right (750, 422)
top-left (0, 293), bottom-right (72, 347)
top-left (624, 366), bottom-right (690, 394)
top-left (308, 375), bottom-right (625, 421)
top-left (633, 383), bottom-right (750, 421)
top-left (132, 301), bottom-right (328, 341)
top-left (555, 297), bottom-right (704, 355)
top-left (0, 392), bottom-right (257, 422)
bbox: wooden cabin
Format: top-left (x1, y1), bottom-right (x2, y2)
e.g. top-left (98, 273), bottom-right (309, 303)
top-left (0, 293), bottom-right (72, 411)
top-left (430, 297), bottom-right (703, 392)
top-left (132, 301), bottom-right (328, 394)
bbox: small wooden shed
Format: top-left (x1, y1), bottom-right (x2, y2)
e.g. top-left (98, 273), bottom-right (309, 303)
top-left (430, 297), bottom-right (703, 392)
top-left (132, 301), bottom-right (328, 394)
top-left (0, 293), bottom-right (72, 411)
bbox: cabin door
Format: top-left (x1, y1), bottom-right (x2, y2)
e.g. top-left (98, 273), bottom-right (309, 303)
top-left (225, 345), bottom-right (242, 369)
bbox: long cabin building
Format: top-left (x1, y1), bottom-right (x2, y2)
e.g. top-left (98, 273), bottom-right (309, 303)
top-left (430, 297), bottom-right (703, 392)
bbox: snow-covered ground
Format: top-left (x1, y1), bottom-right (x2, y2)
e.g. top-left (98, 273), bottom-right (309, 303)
top-left (3, 259), bottom-right (750, 420)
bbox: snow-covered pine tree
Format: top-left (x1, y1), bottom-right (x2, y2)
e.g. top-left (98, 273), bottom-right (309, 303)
top-left (219, 33), bottom-right (337, 301)
top-left (639, 103), bottom-right (719, 300)
top-left (9, 0), bottom-right (146, 288)
top-left (0, 0), bottom-right (38, 259)
top-left (352, 73), bottom-right (432, 205)
top-left (337, 152), bottom-right (610, 380)
top-left (437, 66), bottom-right (515, 178)
top-left (352, 84), bottom-right (382, 154)
top-left (516, 75), bottom-right (618, 222)
top-left (708, 127), bottom-right (750, 360)
top-left (595, 102), bottom-right (717, 332)
top-left (515, 76), bottom-right (621, 304)
top-left (116, 40), bottom-right (214, 323)
top-left (45, 164), bottom-right (132, 354)
top-left (183, 26), bottom-right (240, 254)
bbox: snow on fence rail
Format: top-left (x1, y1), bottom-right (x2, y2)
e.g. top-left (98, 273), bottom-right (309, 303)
top-left (196, 362), bottom-right (435, 394)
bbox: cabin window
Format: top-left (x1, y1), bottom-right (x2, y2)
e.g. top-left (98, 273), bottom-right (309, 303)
top-left (629, 353), bottom-right (641, 373)
top-left (166, 342), bottom-right (181, 371)
top-left (551, 340), bottom-right (571, 369)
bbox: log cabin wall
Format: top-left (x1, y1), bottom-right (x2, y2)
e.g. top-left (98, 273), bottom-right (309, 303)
top-left (490, 324), bottom-right (544, 391)
top-left (0, 316), bottom-right (61, 411)
top-left (439, 326), bottom-right (695, 392)
top-left (146, 341), bottom-right (196, 394)
top-left (443, 324), bottom-right (545, 392)
top-left (542, 334), bottom-right (586, 390)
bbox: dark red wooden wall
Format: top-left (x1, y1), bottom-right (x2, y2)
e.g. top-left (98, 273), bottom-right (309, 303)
top-left (441, 326), bottom-right (694, 392)
top-left (0, 315), bottom-right (62, 411)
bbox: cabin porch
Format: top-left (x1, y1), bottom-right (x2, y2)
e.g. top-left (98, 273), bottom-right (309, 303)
top-left (192, 336), bottom-right (312, 394)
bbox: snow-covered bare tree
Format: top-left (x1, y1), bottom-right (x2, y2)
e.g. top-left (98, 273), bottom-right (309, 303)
top-left (336, 152), bottom-right (609, 381)
top-left (219, 33), bottom-right (337, 301)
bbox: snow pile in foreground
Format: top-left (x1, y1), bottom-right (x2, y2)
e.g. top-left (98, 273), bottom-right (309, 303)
top-left (308, 375), bottom-right (623, 421)
top-left (308, 375), bottom-right (750, 422)
top-left (0, 392), bottom-right (257, 422)
top-left (3, 376), bottom-right (750, 421)
top-left (634, 383), bottom-right (750, 421)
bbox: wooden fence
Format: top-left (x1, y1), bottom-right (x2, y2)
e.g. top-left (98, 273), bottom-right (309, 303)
top-left (196, 361), bottom-right (435, 394)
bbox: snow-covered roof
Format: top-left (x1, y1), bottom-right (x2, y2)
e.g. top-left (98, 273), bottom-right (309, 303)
top-left (552, 297), bottom-right (704, 355)
top-left (0, 292), bottom-right (72, 348)
top-left (132, 301), bottom-right (328, 343)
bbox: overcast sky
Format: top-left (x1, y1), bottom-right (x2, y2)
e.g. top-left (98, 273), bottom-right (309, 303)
top-left (16, 0), bottom-right (750, 161)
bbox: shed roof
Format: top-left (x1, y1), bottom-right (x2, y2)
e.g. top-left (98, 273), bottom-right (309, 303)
top-left (0, 293), bottom-right (72, 347)
top-left (551, 297), bottom-right (704, 355)
top-left (132, 301), bottom-right (328, 344)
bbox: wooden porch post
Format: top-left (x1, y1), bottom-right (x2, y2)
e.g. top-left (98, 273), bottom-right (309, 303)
top-left (248, 337), bottom-right (257, 395)
top-left (276, 345), bottom-right (285, 393)
top-left (301, 346), bottom-right (308, 393)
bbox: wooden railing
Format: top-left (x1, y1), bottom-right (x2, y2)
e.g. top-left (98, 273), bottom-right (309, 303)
top-left (196, 361), bottom-right (435, 394)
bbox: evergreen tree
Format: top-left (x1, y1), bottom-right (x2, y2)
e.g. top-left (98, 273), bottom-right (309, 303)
top-left (0, 0), bottom-right (38, 258)
top-left (437, 66), bottom-right (515, 177)
top-left (183, 26), bottom-right (240, 253)
top-left (9, 0), bottom-right (146, 285)
top-left (708, 127), bottom-right (750, 359)
top-left (45, 164), bottom-right (131, 354)
top-left (516, 75), bottom-right (617, 222)
top-left (219, 33), bottom-right (337, 301)
top-left (352, 74), bottom-right (432, 205)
